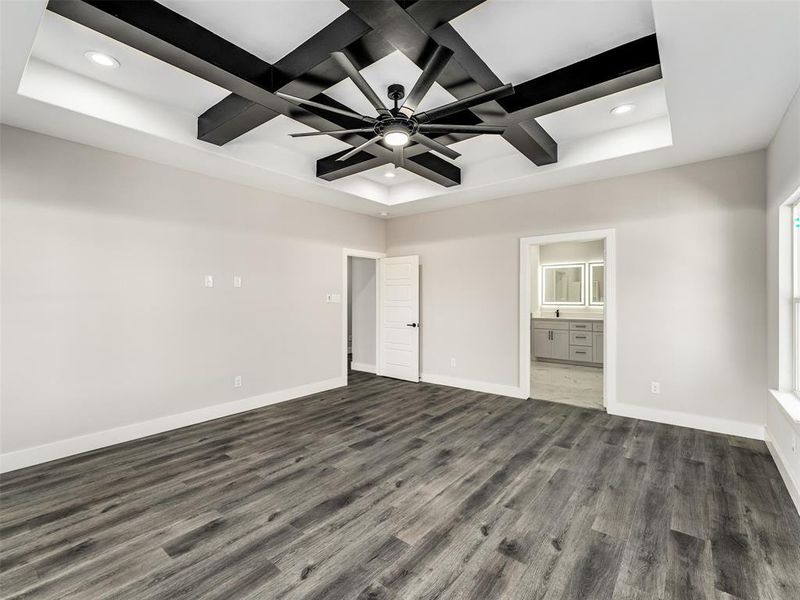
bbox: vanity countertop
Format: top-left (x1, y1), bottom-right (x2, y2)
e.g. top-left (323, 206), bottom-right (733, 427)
top-left (531, 316), bottom-right (603, 322)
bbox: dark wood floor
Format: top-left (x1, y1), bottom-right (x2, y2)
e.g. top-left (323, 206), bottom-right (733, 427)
top-left (1, 372), bottom-right (799, 600)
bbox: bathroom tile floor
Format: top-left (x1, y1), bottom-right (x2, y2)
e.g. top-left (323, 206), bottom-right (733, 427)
top-left (531, 359), bottom-right (604, 410)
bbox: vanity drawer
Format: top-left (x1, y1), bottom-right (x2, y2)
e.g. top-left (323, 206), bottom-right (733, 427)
top-left (570, 331), bottom-right (592, 346)
top-left (533, 320), bottom-right (569, 330)
top-left (569, 346), bottom-right (593, 361)
top-left (569, 321), bottom-right (592, 331)
top-left (593, 322), bottom-right (604, 332)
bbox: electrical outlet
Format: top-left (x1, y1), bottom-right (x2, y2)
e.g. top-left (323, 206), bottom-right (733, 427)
top-left (326, 293), bottom-right (341, 303)
top-left (650, 381), bottom-right (660, 394)
top-left (450, 358), bottom-right (457, 368)
top-left (233, 275), bottom-right (242, 288)
top-left (234, 375), bottom-right (242, 388)
top-left (204, 275), bottom-right (214, 288)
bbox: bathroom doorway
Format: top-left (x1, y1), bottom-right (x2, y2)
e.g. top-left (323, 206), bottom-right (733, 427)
top-left (519, 230), bottom-right (616, 411)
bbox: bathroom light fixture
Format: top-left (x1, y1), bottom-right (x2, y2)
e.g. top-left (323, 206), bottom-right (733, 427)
top-left (384, 170), bottom-right (396, 178)
top-left (85, 51), bottom-right (119, 68)
top-left (379, 211), bottom-right (389, 217)
top-left (610, 103), bottom-right (634, 116)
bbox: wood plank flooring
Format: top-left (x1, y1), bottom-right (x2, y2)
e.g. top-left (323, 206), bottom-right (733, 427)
top-left (1, 372), bottom-right (798, 599)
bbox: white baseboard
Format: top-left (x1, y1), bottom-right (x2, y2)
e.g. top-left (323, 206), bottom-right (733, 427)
top-left (420, 373), bottom-right (527, 399)
top-left (0, 376), bottom-right (346, 473)
top-left (765, 428), bottom-right (800, 515)
top-left (350, 362), bottom-right (376, 374)
top-left (609, 402), bottom-right (764, 440)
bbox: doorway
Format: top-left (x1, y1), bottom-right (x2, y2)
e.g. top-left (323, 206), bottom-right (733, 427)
top-left (341, 249), bottom-right (421, 385)
top-left (342, 249), bottom-right (383, 383)
top-left (519, 230), bottom-right (617, 412)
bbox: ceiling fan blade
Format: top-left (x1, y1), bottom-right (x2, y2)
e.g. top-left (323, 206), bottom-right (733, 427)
top-left (337, 136), bottom-right (382, 162)
top-left (411, 133), bottom-right (460, 160)
top-left (331, 52), bottom-right (391, 117)
top-left (400, 46), bottom-right (454, 117)
top-left (418, 124), bottom-right (506, 135)
top-left (393, 145), bottom-right (404, 168)
top-left (414, 84), bottom-right (514, 123)
top-left (277, 92), bottom-right (376, 123)
top-left (290, 128), bottom-right (374, 138)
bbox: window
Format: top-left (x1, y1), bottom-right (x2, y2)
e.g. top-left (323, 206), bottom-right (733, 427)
top-left (794, 202), bottom-right (800, 394)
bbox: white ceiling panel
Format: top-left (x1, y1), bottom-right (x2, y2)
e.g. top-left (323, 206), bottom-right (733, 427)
top-left (538, 79), bottom-right (668, 143)
top-left (30, 11), bottom-right (229, 115)
top-left (159, 0), bottom-right (347, 63)
top-left (452, 0), bottom-right (655, 84)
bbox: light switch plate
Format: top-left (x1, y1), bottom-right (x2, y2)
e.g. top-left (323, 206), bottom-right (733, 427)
top-left (233, 275), bottom-right (242, 288)
top-left (204, 275), bottom-right (214, 288)
top-left (234, 375), bottom-right (242, 388)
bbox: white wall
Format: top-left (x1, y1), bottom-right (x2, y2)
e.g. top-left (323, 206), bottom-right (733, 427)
top-left (534, 239), bottom-right (605, 318)
top-left (0, 125), bottom-right (385, 463)
top-left (349, 256), bottom-right (376, 371)
top-left (765, 87), bottom-right (800, 512)
top-left (387, 152), bottom-right (766, 435)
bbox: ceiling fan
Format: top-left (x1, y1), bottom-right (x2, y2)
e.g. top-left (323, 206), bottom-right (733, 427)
top-left (279, 47), bottom-right (514, 168)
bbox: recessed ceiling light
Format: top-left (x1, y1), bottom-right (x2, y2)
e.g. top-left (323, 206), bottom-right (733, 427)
top-left (610, 103), bottom-right (634, 116)
top-left (84, 51), bottom-right (119, 68)
top-left (384, 171), bottom-right (396, 178)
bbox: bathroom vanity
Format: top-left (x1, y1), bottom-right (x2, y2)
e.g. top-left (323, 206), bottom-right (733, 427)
top-left (532, 317), bottom-right (603, 366)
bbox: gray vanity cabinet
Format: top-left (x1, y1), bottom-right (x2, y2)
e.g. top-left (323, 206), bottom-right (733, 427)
top-left (532, 321), bottom-right (569, 360)
top-left (533, 318), bottom-right (602, 365)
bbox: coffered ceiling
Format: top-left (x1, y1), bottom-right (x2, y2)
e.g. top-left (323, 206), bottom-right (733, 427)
top-left (1, 1), bottom-right (798, 217)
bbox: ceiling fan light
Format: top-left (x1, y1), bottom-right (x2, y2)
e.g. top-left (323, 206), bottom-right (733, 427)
top-left (384, 130), bottom-right (409, 147)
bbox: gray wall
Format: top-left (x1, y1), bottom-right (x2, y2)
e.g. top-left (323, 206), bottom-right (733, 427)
top-left (0, 125), bottom-right (385, 453)
top-left (387, 152), bottom-right (767, 429)
top-left (349, 256), bottom-right (376, 369)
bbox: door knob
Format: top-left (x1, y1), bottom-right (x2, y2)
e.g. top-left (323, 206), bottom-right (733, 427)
top-left (406, 323), bottom-right (418, 327)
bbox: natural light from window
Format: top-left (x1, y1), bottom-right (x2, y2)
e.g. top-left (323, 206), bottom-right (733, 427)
top-left (794, 201), bottom-right (800, 394)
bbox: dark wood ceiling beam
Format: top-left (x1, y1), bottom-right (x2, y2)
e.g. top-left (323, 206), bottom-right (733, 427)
top-left (198, 12), bottom-right (395, 146)
top-left (46, 0), bottom-right (462, 186)
top-left (316, 147), bottom-right (460, 187)
top-left (196, 0), bottom-right (487, 147)
top-left (498, 34), bottom-right (662, 120)
top-left (320, 0), bottom-right (557, 177)
top-left (318, 32), bottom-right (662, 179)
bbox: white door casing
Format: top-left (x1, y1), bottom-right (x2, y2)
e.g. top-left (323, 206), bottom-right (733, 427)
top-left (378, 255), bottom-right (420, 382)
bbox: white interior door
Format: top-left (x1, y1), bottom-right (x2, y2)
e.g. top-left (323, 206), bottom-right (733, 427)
top-left (378, 255), bottom-right (419, 382)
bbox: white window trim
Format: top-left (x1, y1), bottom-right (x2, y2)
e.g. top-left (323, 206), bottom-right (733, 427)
top-left (793, 201), bottom-right (800, 396)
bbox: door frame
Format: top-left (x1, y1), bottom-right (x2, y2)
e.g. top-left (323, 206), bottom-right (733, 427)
top-left (342, 248), bottom-right (385, 383)
top-left (519, 229), bottom-right (617, 411)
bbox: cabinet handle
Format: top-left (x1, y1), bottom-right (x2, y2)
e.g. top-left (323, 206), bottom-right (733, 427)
top-left (576, 336), bottom-right (586, 339)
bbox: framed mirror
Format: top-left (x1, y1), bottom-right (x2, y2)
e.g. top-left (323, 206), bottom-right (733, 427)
top-left (589, 262), bottom-right (605, 305)
top-left (542, 263), bottom-right (585, 305)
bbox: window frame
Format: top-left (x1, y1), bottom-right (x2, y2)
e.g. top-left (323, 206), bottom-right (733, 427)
top-left (793, 201), bottom-right (800, 395)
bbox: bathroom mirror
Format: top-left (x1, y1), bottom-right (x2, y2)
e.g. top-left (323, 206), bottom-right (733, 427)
top-left (542, 263), bottom-right (585, 305)
top-left (589, 262), bottom-right (605, 305)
